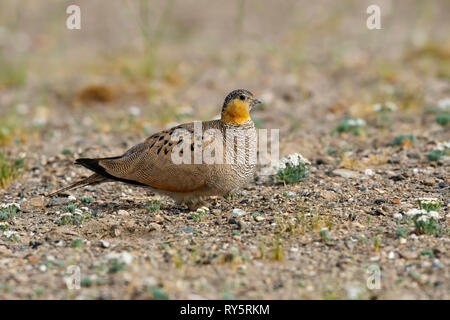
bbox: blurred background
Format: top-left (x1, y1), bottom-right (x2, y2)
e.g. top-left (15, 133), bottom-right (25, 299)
top-left (0, 0), bottom-right (449, 163)
top-left (0, 0), bottom-right (449, 300)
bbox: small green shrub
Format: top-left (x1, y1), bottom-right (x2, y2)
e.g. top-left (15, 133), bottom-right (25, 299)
top-left (0, 203), bottom-right (20, 220)
top-left (0, 153), bottom-right (25, 188)
top-left (146, 199), bottom-right (161, 212)
top-left (435, 113), bottom-right (449, 126)
top-left (190, 206), bottom-right (209, 221)
top-left (426, 141), bottom-right (449, 161)
top-left (273, 153), bottom-right (310, 184)
top-left (331, 118), bottom-right (366, 135)
top-left (391, 134), bottom-right (414, 146)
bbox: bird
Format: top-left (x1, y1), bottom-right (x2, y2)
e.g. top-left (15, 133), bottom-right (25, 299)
top-left (51, 89), bottom-right (263, 210)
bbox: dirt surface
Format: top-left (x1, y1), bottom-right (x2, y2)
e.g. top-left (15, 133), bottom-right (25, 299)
top-left (0, 1), bottom-right (449, 299)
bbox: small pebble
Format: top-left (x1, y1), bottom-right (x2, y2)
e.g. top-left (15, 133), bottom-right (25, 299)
top-left (100, 240), bottom-right (110, 248)
top-left (230, 208), bottom-right (246, 217)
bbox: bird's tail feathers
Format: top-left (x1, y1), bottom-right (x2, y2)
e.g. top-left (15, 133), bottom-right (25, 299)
top-left (49, 173), bottom-right (108, 196)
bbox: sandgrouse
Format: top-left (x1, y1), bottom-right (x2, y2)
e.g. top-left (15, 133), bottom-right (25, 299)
top-left (51, 89), bottom-right (262, 210)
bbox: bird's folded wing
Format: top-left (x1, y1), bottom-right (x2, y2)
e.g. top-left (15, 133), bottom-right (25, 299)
top-left (98, 128), bottom-right (210, 193)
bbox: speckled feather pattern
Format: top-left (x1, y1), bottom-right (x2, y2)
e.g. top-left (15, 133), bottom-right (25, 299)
top-left (53, 90), bottom-right (258, 208)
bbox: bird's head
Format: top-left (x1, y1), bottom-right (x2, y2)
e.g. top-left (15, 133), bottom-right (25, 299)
top-left (221, 89), bottom-right (263, 124)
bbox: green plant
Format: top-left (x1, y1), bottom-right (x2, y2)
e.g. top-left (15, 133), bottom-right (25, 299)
top-left (405, 206), bottom-right (443, 235)
top-left (331, 118), bottom-right (366, 135)
top-left (0, 203), bottom-right (20, 220)
top-left (271, 235), bottom-right (283, 261)
top-left (391, 134), bottom-right (414, 146)
top-left (416, 198), bottom-right (441, 211)
top-left (80, 197), bottom-right (92, 204)
top-left (149, 286), bottom-right (170, 300)
top-left (373, 236), bottom-right (380, 252)
top-left (373, 102), bottom-right (397, 127)
top-left (190, 206), bottom-right (209, 221)
top-left (0, 222), bottom-right (9, 230)
top-left (223, 192), bottom-right (237, 199)
top-left (0, 153), bottom-right (25, 188)
top-left (426, 149), bottom-right (445, 161)
top-left (81, 277), bottom-right (92, 287)
top-left (55, 204), bottom-right (92, 226)
top-left (435, 113), bottom-right (450, 126)
top-left (426, 141), bottom-right (449, 161)
top-left (319, 227), bottom-right (332, 242)
top-left (396, 226), bottom-right (409, 238)
top-left (420, 250), bottom-right (434, 256)
top-left (146, 199), bottom-right (161, 212)
top-left (61, 148), bottom-right (71, 155)
top-left (71, 238), bottom-right (84, 248)
top-left (0, 54), bottom-right (27, 87)
top-left (3, 230), bottom-right (19, 241)
top-left (108, 259), bottom-right (125, 273)
top-left (137, 0), bottom-right (174, 80)
top-left (0, 111), bottom-right (27, 146)
top-left (413, 215), bottom-right (442, 235)
top-left (273, 153), bottom-right (310, 184)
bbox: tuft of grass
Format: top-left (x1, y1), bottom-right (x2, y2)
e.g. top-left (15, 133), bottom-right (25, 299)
top-left (271, 235), bottom-right (283, 261)
top-left (373, 236), bottom-right (381, 252)
top-left (0, 203), bottom-right (20, 221)
top-left (435, 113), bottom-right (450, 126)
top-left (426, 150), bottom-right (444, 161)
top-left (319, 228), bottom-right (332, 242)
top-left (426, 141), bottom-right (449, 162)
top-left (0, 222), bottom-right (9, 230)
top-left (0, 113), bottom-right (27, 146)
top-left (373, 102), bottom-right (397, 127)
top-left (190, 206), bottom-right (209, 222)
top-left (3, 230), bottom-right (19, 241)
top-left (76, 84), bottom-right (115, 104)
top-left (273, 154), bottom-right (310, 184)
top-left (55, 213), bottom-right (85, 226)
top-left (223, 192), bottom-right (237, 200)
top-left (80, 277), bottom-right (92, 287)
top-left (137, 0), bottom-right (174, 80)
top-left (396, 226), bottom-right (409, 238)
top-left (413, 216), bottom-right (442, 235)
top-left (148, 285), bottom-right (170, 300)
top-left (416, 198), bottom-right (441, 212)
top-left (62, 203), bottom-right (77, 213)
top-left (146, 199), bottom-right (161, 212)
top-left (420, 250), bottom-right (434, 256)
top-left (0, 54), bottom-right (27, 88)
top-left (0, 153), bottom-right (25, 188)
top-left (108, 259), bottom-right (125, 273)
top-left (61, 148), bottom-right (72, 155)
top-left (71, 238), bottom-right (84, 248)
top-left (331, 118), bottom-right (366, 136)
top-left (80, 197), bottom-right (92, 204)
top-left (404, 200), bottom-right (444, 236)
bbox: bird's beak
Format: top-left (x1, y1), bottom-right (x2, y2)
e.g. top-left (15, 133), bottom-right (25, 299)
top-left (250, 98), bottom-right (264, 109)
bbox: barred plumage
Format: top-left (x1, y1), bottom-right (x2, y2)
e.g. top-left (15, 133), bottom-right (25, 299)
top-left (51, 89), bottom-right (262, 210)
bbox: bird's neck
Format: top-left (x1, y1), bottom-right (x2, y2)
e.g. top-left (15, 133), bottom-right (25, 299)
top-left (221, 100), bottom-right (251, 124)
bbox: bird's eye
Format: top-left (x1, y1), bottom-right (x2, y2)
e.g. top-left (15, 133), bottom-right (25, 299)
top-left (239, 95), bottom-right (245, 101)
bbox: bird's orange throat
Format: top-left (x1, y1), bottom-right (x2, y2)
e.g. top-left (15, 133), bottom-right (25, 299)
top-left (221, 99), bottom-right (250, 124)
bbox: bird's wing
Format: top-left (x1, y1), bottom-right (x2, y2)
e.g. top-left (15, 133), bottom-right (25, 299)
top-left (96, 122), bottom-right (219, 193)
